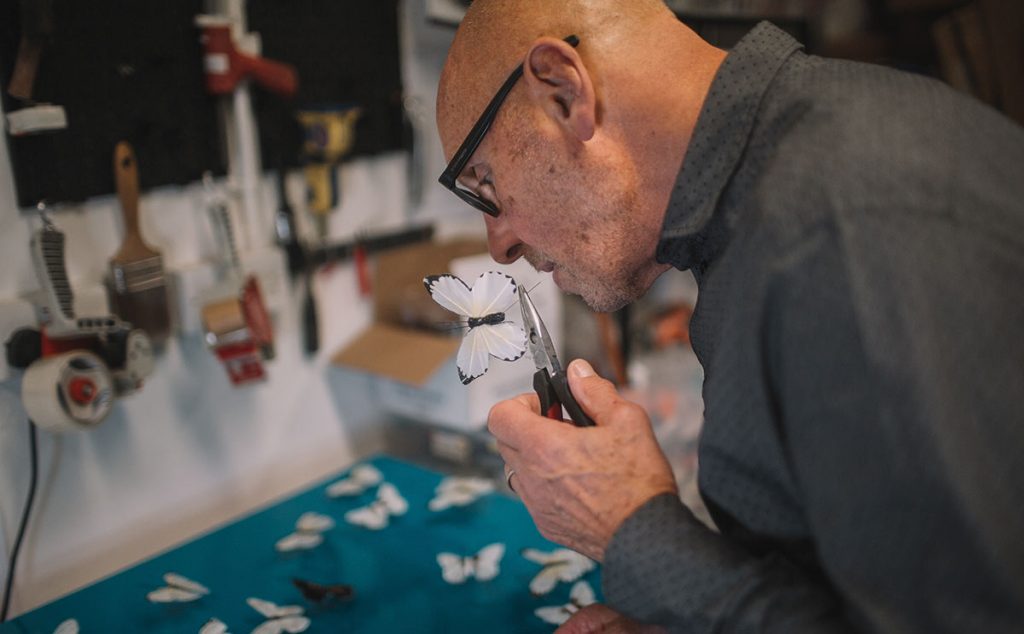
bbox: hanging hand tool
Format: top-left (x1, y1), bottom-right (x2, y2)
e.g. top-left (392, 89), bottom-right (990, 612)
top-left (297, 106), bottom-right (362, 239)
top-left (107, 141), bottom-right (171, 347)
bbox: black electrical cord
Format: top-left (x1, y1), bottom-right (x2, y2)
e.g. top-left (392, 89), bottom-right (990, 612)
top-left (1, 420), bottom-right (39, 623)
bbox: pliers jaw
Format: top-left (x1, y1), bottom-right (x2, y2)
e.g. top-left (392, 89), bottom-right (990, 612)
top-left (518, 284), bottom-right (561, 375)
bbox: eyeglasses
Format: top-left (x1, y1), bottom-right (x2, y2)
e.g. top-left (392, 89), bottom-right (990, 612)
top-left (438, 35), bottom-right (580, 217)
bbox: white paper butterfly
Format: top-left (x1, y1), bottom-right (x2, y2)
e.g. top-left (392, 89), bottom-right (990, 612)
top-left (423, 272), bottom-right (527, 384)
top-left (275, 512), bottom-right (335, 552)
top-left (521, 547), bottom-right (597, 595)
top-left (146, 572), bottom-right (210, 603)
top-left (428, 476), bottom-right (496, 511)
top-left (247, 597), bottom-right (309, 634)
top-left (199, 617), bottom-right (228, 634)
top-left (52, 619), bottom-right (79, 634)
top-left (344, 482), bottom-right (408, 530)
top-left (326, 464), bottom-right (383, 497)
top-left (436, 542), bottom-right (505, 584)
top-left (534, 580), bottom-right (597, 625)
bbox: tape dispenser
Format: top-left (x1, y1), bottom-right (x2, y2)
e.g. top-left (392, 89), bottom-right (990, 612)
top-left (5, 212), bottom-right (155, 432)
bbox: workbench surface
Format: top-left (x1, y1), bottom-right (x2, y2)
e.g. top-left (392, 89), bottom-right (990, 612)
top-left (1, 455), bottom-right (602, 633)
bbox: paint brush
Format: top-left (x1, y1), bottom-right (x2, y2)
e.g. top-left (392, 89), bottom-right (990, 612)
top-left (108, 141), bottom-right (171, 346)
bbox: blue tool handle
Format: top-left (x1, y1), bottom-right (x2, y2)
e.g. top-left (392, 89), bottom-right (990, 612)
top-left (534, 368), bottom-right (595, 427)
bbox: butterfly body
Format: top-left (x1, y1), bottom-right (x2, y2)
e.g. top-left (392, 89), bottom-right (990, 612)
top-left (466, 312), bottom-right (505, 328)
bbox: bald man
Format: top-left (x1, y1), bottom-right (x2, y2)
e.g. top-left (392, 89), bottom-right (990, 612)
top-left (436, 1), bottom-right (1024, 632)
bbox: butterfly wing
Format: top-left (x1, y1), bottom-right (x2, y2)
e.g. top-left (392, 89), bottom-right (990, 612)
top-left (146, 586), bottom-right (203, 603)
top-left (247, 597), bottom-right (305, 619)
top-left (474, 543), bottom-right (505, 581)
top-left (252, 617), bottom-right (311, 634)
top-left (296, 512), bottom-right (335, 533)
top-left (569, 580), bottom-right (597, 607)
top-left (326, 464), bottom-right (382, 497)
top-left (529, 567), bottom-right (560, 596)
top-left (164, 572), bottom-right (210, 596)
top-left (534, 605), bottom-right (573, 626)
top-left (558, 550), bottom-right (597, 582)
top-left (53, 620), bottom-right (79, 634)
top-left (437, 552), bottom-right (468, 584)
top-left (477, 322), bottom-right (527, 361)
top-left (424, 275), bottom-right (475, 317)
top-left (456, 327), bottom-right (491, 384)
top-left (378, 482), bottom-right (409, 516)
top-left (429, 476), bottom-right (495, 511)
top-left (521, 548), bottom-right (555, 565)
top-left (275, 532), bottom-right (324, 552)
top-left (345, 503), bottom-right (388, 530)
top-left (469, 271), bottom-right (518, 317)
top-left (276, 616), bottom-right (311, 634)
top-left (199, 618), bottom-right (228, 634)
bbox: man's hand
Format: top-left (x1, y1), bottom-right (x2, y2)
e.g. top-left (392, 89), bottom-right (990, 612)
top-left (556, 604), bottom-right (667, 633)
top-left (488, 359), bottom-right (678, 561)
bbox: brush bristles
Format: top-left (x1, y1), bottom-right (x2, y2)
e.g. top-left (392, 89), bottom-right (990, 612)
top-left (110, 256), bottom-right (165, 293)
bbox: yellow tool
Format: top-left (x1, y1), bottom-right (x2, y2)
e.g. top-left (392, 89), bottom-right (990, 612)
top-left (297, 106), bottom-right (362, 238)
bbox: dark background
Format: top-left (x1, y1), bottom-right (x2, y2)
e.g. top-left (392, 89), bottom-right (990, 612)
top-left (0, 0), bottom-right (406, 208)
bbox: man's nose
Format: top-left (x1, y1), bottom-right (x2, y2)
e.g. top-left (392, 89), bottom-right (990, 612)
top-left (485, 215), bottom-right (524, 264)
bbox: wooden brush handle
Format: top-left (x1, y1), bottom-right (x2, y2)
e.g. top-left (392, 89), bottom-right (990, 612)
top-left (112, 141), bottom-right (158, 263)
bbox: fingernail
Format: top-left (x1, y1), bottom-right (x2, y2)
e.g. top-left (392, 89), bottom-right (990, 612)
top-left (569, 359), bottom-right (595, 378)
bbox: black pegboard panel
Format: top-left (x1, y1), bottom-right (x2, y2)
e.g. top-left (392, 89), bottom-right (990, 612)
top-left (246, 0), bottom-right (408, 170)
top-left (0, 0), bottom-right (226, 208)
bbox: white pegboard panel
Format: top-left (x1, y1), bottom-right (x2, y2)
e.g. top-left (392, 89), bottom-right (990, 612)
top-left (0, 297), bottom-right (36, 383)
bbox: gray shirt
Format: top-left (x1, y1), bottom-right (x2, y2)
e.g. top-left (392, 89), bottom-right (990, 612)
top-left (603, 22), bottom-right (1024, 633)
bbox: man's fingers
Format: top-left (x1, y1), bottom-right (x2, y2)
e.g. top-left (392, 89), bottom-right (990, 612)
top-left (488, 392), bottom-right (557, 450)
top-left (567, 359), bottom-right (636, 427)
top-left (555, 604), bottom-right (667, 634)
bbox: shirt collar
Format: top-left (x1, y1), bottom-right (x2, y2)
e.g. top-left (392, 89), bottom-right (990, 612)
top-left (656, 22), bottom-right (803, 271)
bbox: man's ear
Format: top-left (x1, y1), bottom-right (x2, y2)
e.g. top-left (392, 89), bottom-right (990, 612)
top-left (522, 38), bottom-right (596, 142)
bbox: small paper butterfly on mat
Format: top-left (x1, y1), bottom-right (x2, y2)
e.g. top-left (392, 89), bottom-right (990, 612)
top-left (199, 618), bottom-right (228, 634)
top-left (428, 476), bottom-right (495, 511)
top-left (146, 572), bottom-right (210, 603)
top-left (326, 464), bottom-right (382, 497)
top-left (344, 482), bottom-right (408, 530)
top-left (52, 619), bottom-right (79, 634)
top-left (521, 547), bottom-right (596, 595)
top-left (534, 580), bottom-right (597, 625)
top-left (247, 597), bottom-right (309, 634)
top-left (423, 272), bottom-right (527, 384)
top-left (291, 577), bottom-right (354, 604)
top-left (275, 512), bottom-right (335, 552)
top-left (436, 543), bottom-right (505, 584)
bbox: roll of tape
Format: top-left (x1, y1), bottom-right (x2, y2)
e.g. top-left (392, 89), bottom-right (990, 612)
top-left (22, 351), bottom-right (115, 432)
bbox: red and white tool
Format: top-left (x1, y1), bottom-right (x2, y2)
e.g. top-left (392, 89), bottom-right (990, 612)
top-left (195, 15), bottom-right (297, 98)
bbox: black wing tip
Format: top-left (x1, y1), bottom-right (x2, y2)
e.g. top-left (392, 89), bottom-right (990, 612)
top-left (494, 349), bottom-right (526, 362)
top-left (458, 366), bottom-right (486, 385)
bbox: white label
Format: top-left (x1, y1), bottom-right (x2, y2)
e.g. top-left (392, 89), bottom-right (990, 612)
top-left (204, 53), bottom-right (229, 74)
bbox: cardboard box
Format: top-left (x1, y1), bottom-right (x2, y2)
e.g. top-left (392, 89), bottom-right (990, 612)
top-left (332, 239), bottom-right (563, 431)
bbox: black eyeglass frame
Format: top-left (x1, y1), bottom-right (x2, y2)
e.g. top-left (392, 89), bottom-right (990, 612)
top-left (438, 35), bottom-right (581, 217)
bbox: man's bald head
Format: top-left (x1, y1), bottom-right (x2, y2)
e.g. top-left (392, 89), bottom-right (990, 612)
top-left (437, 0), bottom-right (676, 156)
top-left (434, 0), bottom-right (725, 311)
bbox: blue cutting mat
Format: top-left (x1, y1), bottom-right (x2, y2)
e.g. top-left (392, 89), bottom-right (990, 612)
top-left (0, 455), bottom-right (602, 633)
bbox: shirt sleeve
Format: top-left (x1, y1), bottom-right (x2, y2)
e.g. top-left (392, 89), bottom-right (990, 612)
top-left (603, 493), bottom-right (856, 633)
